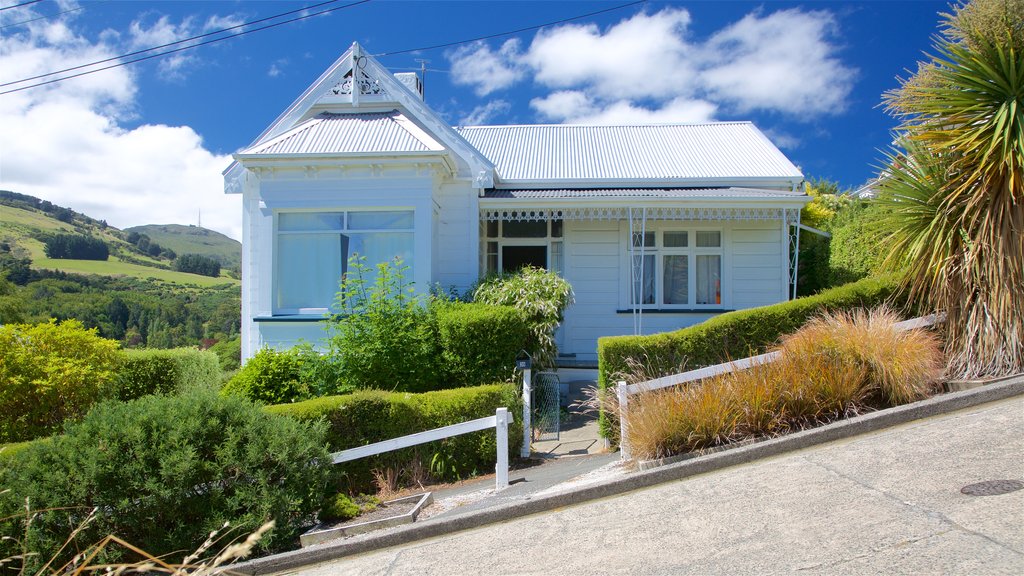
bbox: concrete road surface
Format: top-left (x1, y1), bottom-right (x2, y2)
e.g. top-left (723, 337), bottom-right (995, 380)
top-left (292, 396), bottom-right (1024, 575)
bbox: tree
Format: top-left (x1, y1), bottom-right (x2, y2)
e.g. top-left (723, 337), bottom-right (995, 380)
top-left (876, 0), bottom-right (1023, 378)
top-left (174, 253), bottom-right (221, 277)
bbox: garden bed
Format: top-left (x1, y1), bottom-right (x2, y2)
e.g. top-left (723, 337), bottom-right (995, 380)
top-left (300, 492), bottom-right (433, 547)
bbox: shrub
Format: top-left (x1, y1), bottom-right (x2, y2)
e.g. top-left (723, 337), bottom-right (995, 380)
top-left (268, 383), bottom-right (522, 493)
top-left (0, 390), bottom-right (330, 570)
top-left (597, 275), bottom-right (903, 438)
top-left (107, 347), bottom-right (221, 401)
top-left (0, 320), bottom-right (122, 443)
top-left (472, 266), bottom-right (574, 369)
top-left (435, 302), bottom-right (532, 386)
top-left (209, 335), bottom-right (242, 371)
top-left (223, 347), bottom-right (310, 404)
top-left (327, 257), bottom-right (441, 393)
top-left (174, 253), bottom-right (221, 277)
top-left (618, 307), bottom-right (942, 460)
top-left (319, 493), bottom-right (361, 522)
top-left (828, 201), bottom-right (888, 285)
top-left (43, 233), bottom-right (108, 260)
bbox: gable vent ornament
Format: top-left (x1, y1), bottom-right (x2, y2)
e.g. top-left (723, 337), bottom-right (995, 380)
top-left (330, 56), bottom-right (387, 97)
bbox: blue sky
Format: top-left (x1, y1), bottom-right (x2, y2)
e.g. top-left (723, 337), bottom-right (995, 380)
top-left (0, 0), bottom-right (949, 239)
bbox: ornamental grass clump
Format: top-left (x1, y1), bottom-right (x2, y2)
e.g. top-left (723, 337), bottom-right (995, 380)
top-left (619, 307), bottom-right (943, 461)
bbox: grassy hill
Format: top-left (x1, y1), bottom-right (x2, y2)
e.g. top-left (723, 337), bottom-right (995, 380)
top-left (0, 192), bottom-right (238, 287)
top-left (126, 224), bottom-right (241, 270)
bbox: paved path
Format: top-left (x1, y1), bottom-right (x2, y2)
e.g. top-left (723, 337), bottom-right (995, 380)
top-left (291, 396), bottom-right (1024, 575)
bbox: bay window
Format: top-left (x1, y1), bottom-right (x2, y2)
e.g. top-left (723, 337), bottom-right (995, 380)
top-left (629, 228), bottom-right (723, 308)
top-left (275, 210), bottom-right (414, 313)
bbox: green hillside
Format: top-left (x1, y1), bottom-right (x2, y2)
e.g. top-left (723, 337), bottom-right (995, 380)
top-left (126, 224), bottom-right (241, 270)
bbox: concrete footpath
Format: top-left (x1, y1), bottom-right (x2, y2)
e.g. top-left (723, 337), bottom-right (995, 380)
top-left (236, 376), bottom-right (1024, 575)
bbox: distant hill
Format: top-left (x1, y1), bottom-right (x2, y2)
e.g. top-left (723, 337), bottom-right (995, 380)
top-left (0, 190), bottom-right (238, 287)
top-left (126, 224), bottom-right (241, 271)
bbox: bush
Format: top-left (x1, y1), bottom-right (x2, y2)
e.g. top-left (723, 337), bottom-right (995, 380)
top-left (597, 275), bottom-right (903, 437)
top-left (327, 257), bottom-right (441, 392)
top-left (223, 347), bottom-right (317, 404)
top-left (267, 383), bottom-right (522, 493)
top-left (829, 201), bottom-right (888, 285)
top-left (107, 347), bottom-right (221, 401)
top-left (209, 335), bottom-right (242, 371)
top-left (174, 253), bottom-right (221, 277)
top-left (472, 266), bottom-right (574, 369)
top-left (43, 233), bottom-right (108, 260)
top-left (435, 302), bottom-right (532, 386)
top-left (619, 307), bottom-right (942, 460)
top-left (0, 320), bottom-right (122, 443)
top-left (0, 390), bottom-right (330, 570)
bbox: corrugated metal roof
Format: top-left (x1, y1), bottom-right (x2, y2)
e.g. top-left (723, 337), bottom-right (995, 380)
top-left (240, 111), bottom-right (443, 155)
top-left (456, 123), bottom-right (802, 182)
top-left (483, 188), bottom-right (804, 199)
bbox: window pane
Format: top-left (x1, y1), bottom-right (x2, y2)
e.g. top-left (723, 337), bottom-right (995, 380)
top-left (696, 231), bottom-right (722, 248)
top-left (664, 231), bottom-right (688, 248)
top-left (550, 241), bottom-right (564, 274)
top-left (663, 255), bottom-right (689, 305)
top-left (631, 231), bottom-right (655, 248)
top-left (486, 241), bottom-right (498, 274)
top-left (486, 220), bottom-right (499, 238)
top-left (696, 255), bottom-right (722, 305)
top-left (503, 220), bottom-right (547, 238)
top-left (277, 233), bottom-right (344, 310)
top-left (347, 232), bottom-right (414, 267)
top-left (631, 254), bottom-right (655, 305)
top-left (551, 219), bottom-right (563, 238)
top-left (279, 212), bottom-right (343, 231)
top-left (348, 210), bottom-right (413, 230)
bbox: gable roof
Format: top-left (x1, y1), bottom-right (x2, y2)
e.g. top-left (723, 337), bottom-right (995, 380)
top-left (456, 122), bottom-right (802, 187)
top-left (237, 111), bottom-right (444, 157)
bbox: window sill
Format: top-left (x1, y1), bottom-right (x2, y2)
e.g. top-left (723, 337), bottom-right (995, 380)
top-left (615, 308), bottom-right (734, 314)
top-left (253, 315), bottom-right (328, 323)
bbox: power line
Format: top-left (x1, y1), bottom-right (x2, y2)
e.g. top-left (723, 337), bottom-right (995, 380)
top-left (0, 0), bottom-right (44, 12)
top-left (0, 0), bottom-right (372, 96)
top-left (0, 5), bottom-right (84, 29)
top-left (374, 0), bottom-right (646, 57)
top-left (1, 0), bottom-right (353, 88)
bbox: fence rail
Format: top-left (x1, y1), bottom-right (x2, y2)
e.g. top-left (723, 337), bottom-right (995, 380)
top-left (330, 408), bottom-right (513, 491)
top-left (617, 314), bottom-right (941, 460)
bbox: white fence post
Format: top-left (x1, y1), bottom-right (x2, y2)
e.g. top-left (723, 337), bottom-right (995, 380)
top-left (617, 381), bottom-right (630, 461)
top-left (495, 407), bottom-right (509, 491)
top-left (521, 366), bottom-right (532, 458)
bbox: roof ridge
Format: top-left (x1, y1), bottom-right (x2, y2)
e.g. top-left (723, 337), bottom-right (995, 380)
top-left (456, 121), bottom-right (755, 130)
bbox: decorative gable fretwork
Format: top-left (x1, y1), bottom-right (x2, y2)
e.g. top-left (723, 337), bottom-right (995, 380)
top-left (328, 66), bottom-right (388, 97)
top-left (481, 207), bottom-right (801, 222)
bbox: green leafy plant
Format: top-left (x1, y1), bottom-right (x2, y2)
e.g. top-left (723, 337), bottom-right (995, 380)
top-left (434, 302), bottom-right (532, 386)
top-left (327, 256), bottom-right (440, 392)
top-left (0, 390), bottom-right (330, 570)
top-left (0, 320), bottom-right (122, 443)
top-left (472, 266), bottom-right (574, 369)
top-left (107, 347), bottom-right (221, 400)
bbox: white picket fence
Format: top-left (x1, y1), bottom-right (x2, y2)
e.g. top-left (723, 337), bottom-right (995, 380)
top-left (331, 407), bottom-right (513, 491)
top-left (616, 314), bottom-right (941, 460)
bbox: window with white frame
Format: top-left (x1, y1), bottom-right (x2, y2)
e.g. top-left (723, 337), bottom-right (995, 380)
top-left (480, 218), bottom-right (564, 275)
top-left (275, 210), bottom-right (414, 313)
top-left (628, 228), bottom-right (723, 308)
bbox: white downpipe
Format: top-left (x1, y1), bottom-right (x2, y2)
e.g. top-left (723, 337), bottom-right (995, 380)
top-left (495, 408), bottom-right (509, 490)
top-left (628, 207), bottom-right (648, 335)
top-left (520, 366), bottom-right (532, 458)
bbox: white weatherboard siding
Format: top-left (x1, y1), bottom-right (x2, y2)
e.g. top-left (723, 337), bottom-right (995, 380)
top-left (434, 182), bottom-right (477, 292)
top-left (559, 219), bottom-right (788, 359)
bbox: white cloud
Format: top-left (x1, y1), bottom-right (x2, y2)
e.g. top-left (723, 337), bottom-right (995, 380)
top-left (268, 58), bottom-right (288, 78)
top-left (126, 10), bottom-right (246, 80)
top-left (460, 6), bottom-right (855, 125)
top-left (0, 14), bottom-right (240, 239)
top-left (448, 39), bottom-right (526, 96)
top-left (701, 9), bottom-right (855, 115)
top-left (459, 99), bottom-right (511, 126)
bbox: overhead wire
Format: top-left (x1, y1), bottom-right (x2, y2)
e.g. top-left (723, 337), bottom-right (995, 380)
top-left (1, 0), bottom-right (355, 88)
top-left (0, 4), bottom-right (84, 29)
top-left (0, 0), bottom-right (45, 12)
top-left (0, 0), bottom-right (372, 96)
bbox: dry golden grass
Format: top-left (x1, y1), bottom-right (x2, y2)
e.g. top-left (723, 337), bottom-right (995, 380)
top-left (618, 307), bottom-right (944, 461)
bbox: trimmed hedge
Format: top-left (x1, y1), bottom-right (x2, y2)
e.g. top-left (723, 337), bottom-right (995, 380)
top-left (267, 383), bottom-right (522, 492)
top-left (107, 347), bottom-right (221, 400)
top-left (436, 303), bottom-right (532, 386)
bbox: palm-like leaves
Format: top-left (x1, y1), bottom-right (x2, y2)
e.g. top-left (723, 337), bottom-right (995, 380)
top-left (876, 2), bottom-right (1023, 378)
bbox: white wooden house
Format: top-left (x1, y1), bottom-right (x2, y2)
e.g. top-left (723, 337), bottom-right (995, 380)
top-left (225, 43), bottom-right (809, 364)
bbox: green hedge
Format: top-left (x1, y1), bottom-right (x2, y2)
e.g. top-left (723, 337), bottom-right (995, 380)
top-left (107, 347), bottom-right (221, 400)
top-left (436, 303), bottom-right (532, 386)
top-left (267, 383), bottom-right (522, 493)
top-left (597, 275), bottom-right (903, 436)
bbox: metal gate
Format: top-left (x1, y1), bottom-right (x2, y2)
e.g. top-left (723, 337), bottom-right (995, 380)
top-left (532, 371), bottom-right (560, 441)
